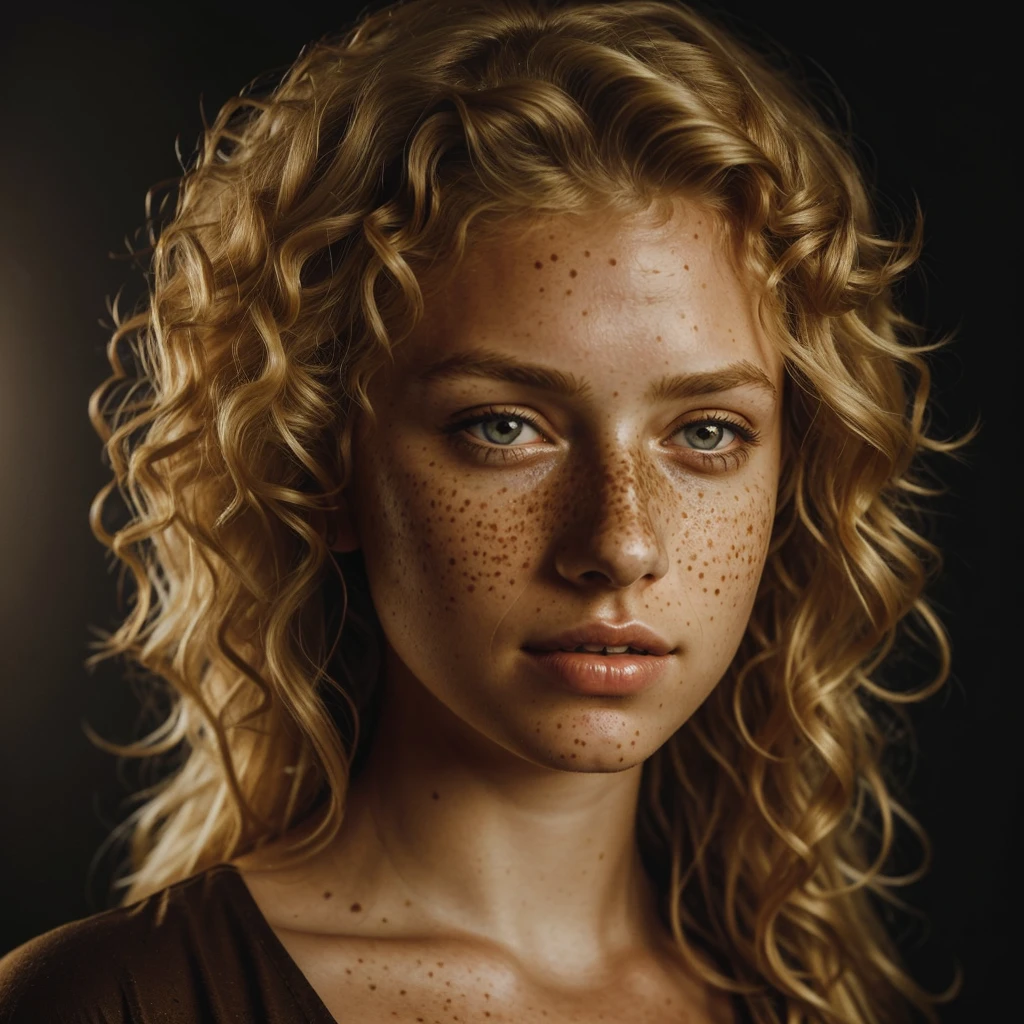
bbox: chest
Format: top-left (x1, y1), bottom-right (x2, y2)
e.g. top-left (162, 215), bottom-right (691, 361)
top-left (274, 930), bottom-right (738, 1024)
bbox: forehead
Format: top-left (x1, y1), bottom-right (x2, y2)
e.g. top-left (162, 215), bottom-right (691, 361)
top-left (400, 196), bottom-right (781, 386)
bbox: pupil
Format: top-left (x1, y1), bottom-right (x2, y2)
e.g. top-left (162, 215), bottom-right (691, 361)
top-left (687, 423), bottom-right (723, 450)
top-left (485, 417), bottom-right (522, 444)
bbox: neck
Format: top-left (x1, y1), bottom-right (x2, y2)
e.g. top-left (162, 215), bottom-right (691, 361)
top-left (332, 646), bottom-right (667, 976)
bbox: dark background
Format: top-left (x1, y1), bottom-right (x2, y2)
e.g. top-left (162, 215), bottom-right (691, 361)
top-left (0, 1), bottom-right (1017, 1020)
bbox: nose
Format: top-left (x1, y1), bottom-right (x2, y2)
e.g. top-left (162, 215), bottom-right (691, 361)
top-left (552, 444), bottom-right (670, 590)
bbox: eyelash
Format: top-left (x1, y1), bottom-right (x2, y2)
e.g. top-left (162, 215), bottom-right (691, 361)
top-left (444, 404), bottom-right (761, 472)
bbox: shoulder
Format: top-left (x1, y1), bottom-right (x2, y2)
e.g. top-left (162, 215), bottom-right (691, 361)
top-left (0, 864), bottom-right (244, 1024)
top-left (0, 900), bottom-right (148, 1023)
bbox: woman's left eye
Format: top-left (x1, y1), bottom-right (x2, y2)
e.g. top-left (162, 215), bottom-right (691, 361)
top-left (676, 421), bottom-right (736, 451)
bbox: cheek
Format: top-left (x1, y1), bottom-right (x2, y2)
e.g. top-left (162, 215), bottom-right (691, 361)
top-left (353, 442), bottom-right (543, 639)
top-left (670, 480), bottom-right (775, 659)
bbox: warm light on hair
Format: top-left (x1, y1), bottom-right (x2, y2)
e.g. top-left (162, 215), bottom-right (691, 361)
top-left (86, 2), bottom-right (968, 1021)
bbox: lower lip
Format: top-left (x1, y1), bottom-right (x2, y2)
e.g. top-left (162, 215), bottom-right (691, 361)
top-left (523, 649), bottom-right (670, 695)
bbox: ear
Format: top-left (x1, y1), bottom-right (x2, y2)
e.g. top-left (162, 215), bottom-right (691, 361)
top-left (315, 495), bottom-right (360, 554)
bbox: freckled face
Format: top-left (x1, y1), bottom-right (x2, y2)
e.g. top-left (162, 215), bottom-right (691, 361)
top-left (341, 197), bottom-right (783, 771)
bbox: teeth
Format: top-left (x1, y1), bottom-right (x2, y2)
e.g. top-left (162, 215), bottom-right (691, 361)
top-left (561, 644), bottom-right (640, 655)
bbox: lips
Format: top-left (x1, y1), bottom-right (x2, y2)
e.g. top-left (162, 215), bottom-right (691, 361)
top-left (523, 621), bottom-right (674, 658)
top-left (523, 647), bottom-right (670, 696)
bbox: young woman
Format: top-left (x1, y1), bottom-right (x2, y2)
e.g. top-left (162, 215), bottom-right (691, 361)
top-left (0, 1), bottom-right (965, 1021)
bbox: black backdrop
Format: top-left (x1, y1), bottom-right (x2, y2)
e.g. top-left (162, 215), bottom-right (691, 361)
top-left (0, 2), bottom-right (1017, 1021)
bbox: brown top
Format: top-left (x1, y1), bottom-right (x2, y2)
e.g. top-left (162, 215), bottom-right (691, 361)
top-left (0, 863), bottom-right (757, 1023)
top-left (0, 864), bottom-right (335, 1023)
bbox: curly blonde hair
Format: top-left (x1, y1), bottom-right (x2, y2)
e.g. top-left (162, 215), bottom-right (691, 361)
top-left (86, 1), bottom-right (966, 1020)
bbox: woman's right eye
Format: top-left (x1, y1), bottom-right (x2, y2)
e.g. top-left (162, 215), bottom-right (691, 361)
top-left (464, 412), bottom-right (545, 447)
top-left (466, 413), bottom-right (540, 446)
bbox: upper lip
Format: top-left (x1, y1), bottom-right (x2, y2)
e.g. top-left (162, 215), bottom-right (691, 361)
top-left (524, 622), bottom-right (674, 656)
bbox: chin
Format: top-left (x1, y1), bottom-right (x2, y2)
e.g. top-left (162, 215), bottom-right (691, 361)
top-left (518, 738), bottom-right (650, 774)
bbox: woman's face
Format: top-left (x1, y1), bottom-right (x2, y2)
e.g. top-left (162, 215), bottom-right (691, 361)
top-left (340, 196), bottom-right (783, 771)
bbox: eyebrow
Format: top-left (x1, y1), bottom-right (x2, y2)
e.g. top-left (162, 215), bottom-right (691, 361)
top-left (415, 347), bottom-right (777, 402)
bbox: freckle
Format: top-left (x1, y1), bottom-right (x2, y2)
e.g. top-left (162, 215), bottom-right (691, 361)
top-left (608, 257), bottom-right (617, 265)
top-left (684, 264), bottom-right (689, 270)
top-left (431, 791), bottom-right (440, 800)
top-left (612, 391), bottom-right (618, 397)
top-left (656, 335), bottom-right (662, 342)
top-left (581, 310), bottom-right (588, 316)
top-left (698, 572), bottom-right (704, 578)
top-left (534, 260), bottom-right (543, 269)
top-left (565, 289), bottom-right (572, 295)
top-left (369, 983), bottom-right (377, 990)
top-left (323, 891), bottom-right (332, 899)
top-left (539, 286), bottom-right (545, 292)
top-left (381, 917), bottom-right (388, 923)
top-left (569, 269), bottom-right (577, 278)
top-left (584, 250), bottom-right (590, 257)
top-left (350, 902), bottom-right (362, 912)
top-left (714, 589), bottom-right (720, 595)
top-left (405, 900), bottom-right (411, 906)
top-left (693, 233), bottom-right (699, 239)
top-left (550, 253), bottom-right (558, 261)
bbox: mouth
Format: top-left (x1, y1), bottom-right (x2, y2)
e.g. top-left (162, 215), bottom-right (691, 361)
top-left (532, 644), bottom-right (656, 656)
top-left (524, 624), bottom-right (673, 658)
top-left (522, 647), bottom-right (670, 696)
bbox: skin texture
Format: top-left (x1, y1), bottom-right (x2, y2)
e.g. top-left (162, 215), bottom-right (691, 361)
top-left (236, 196), bottom-right (783, 1023)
